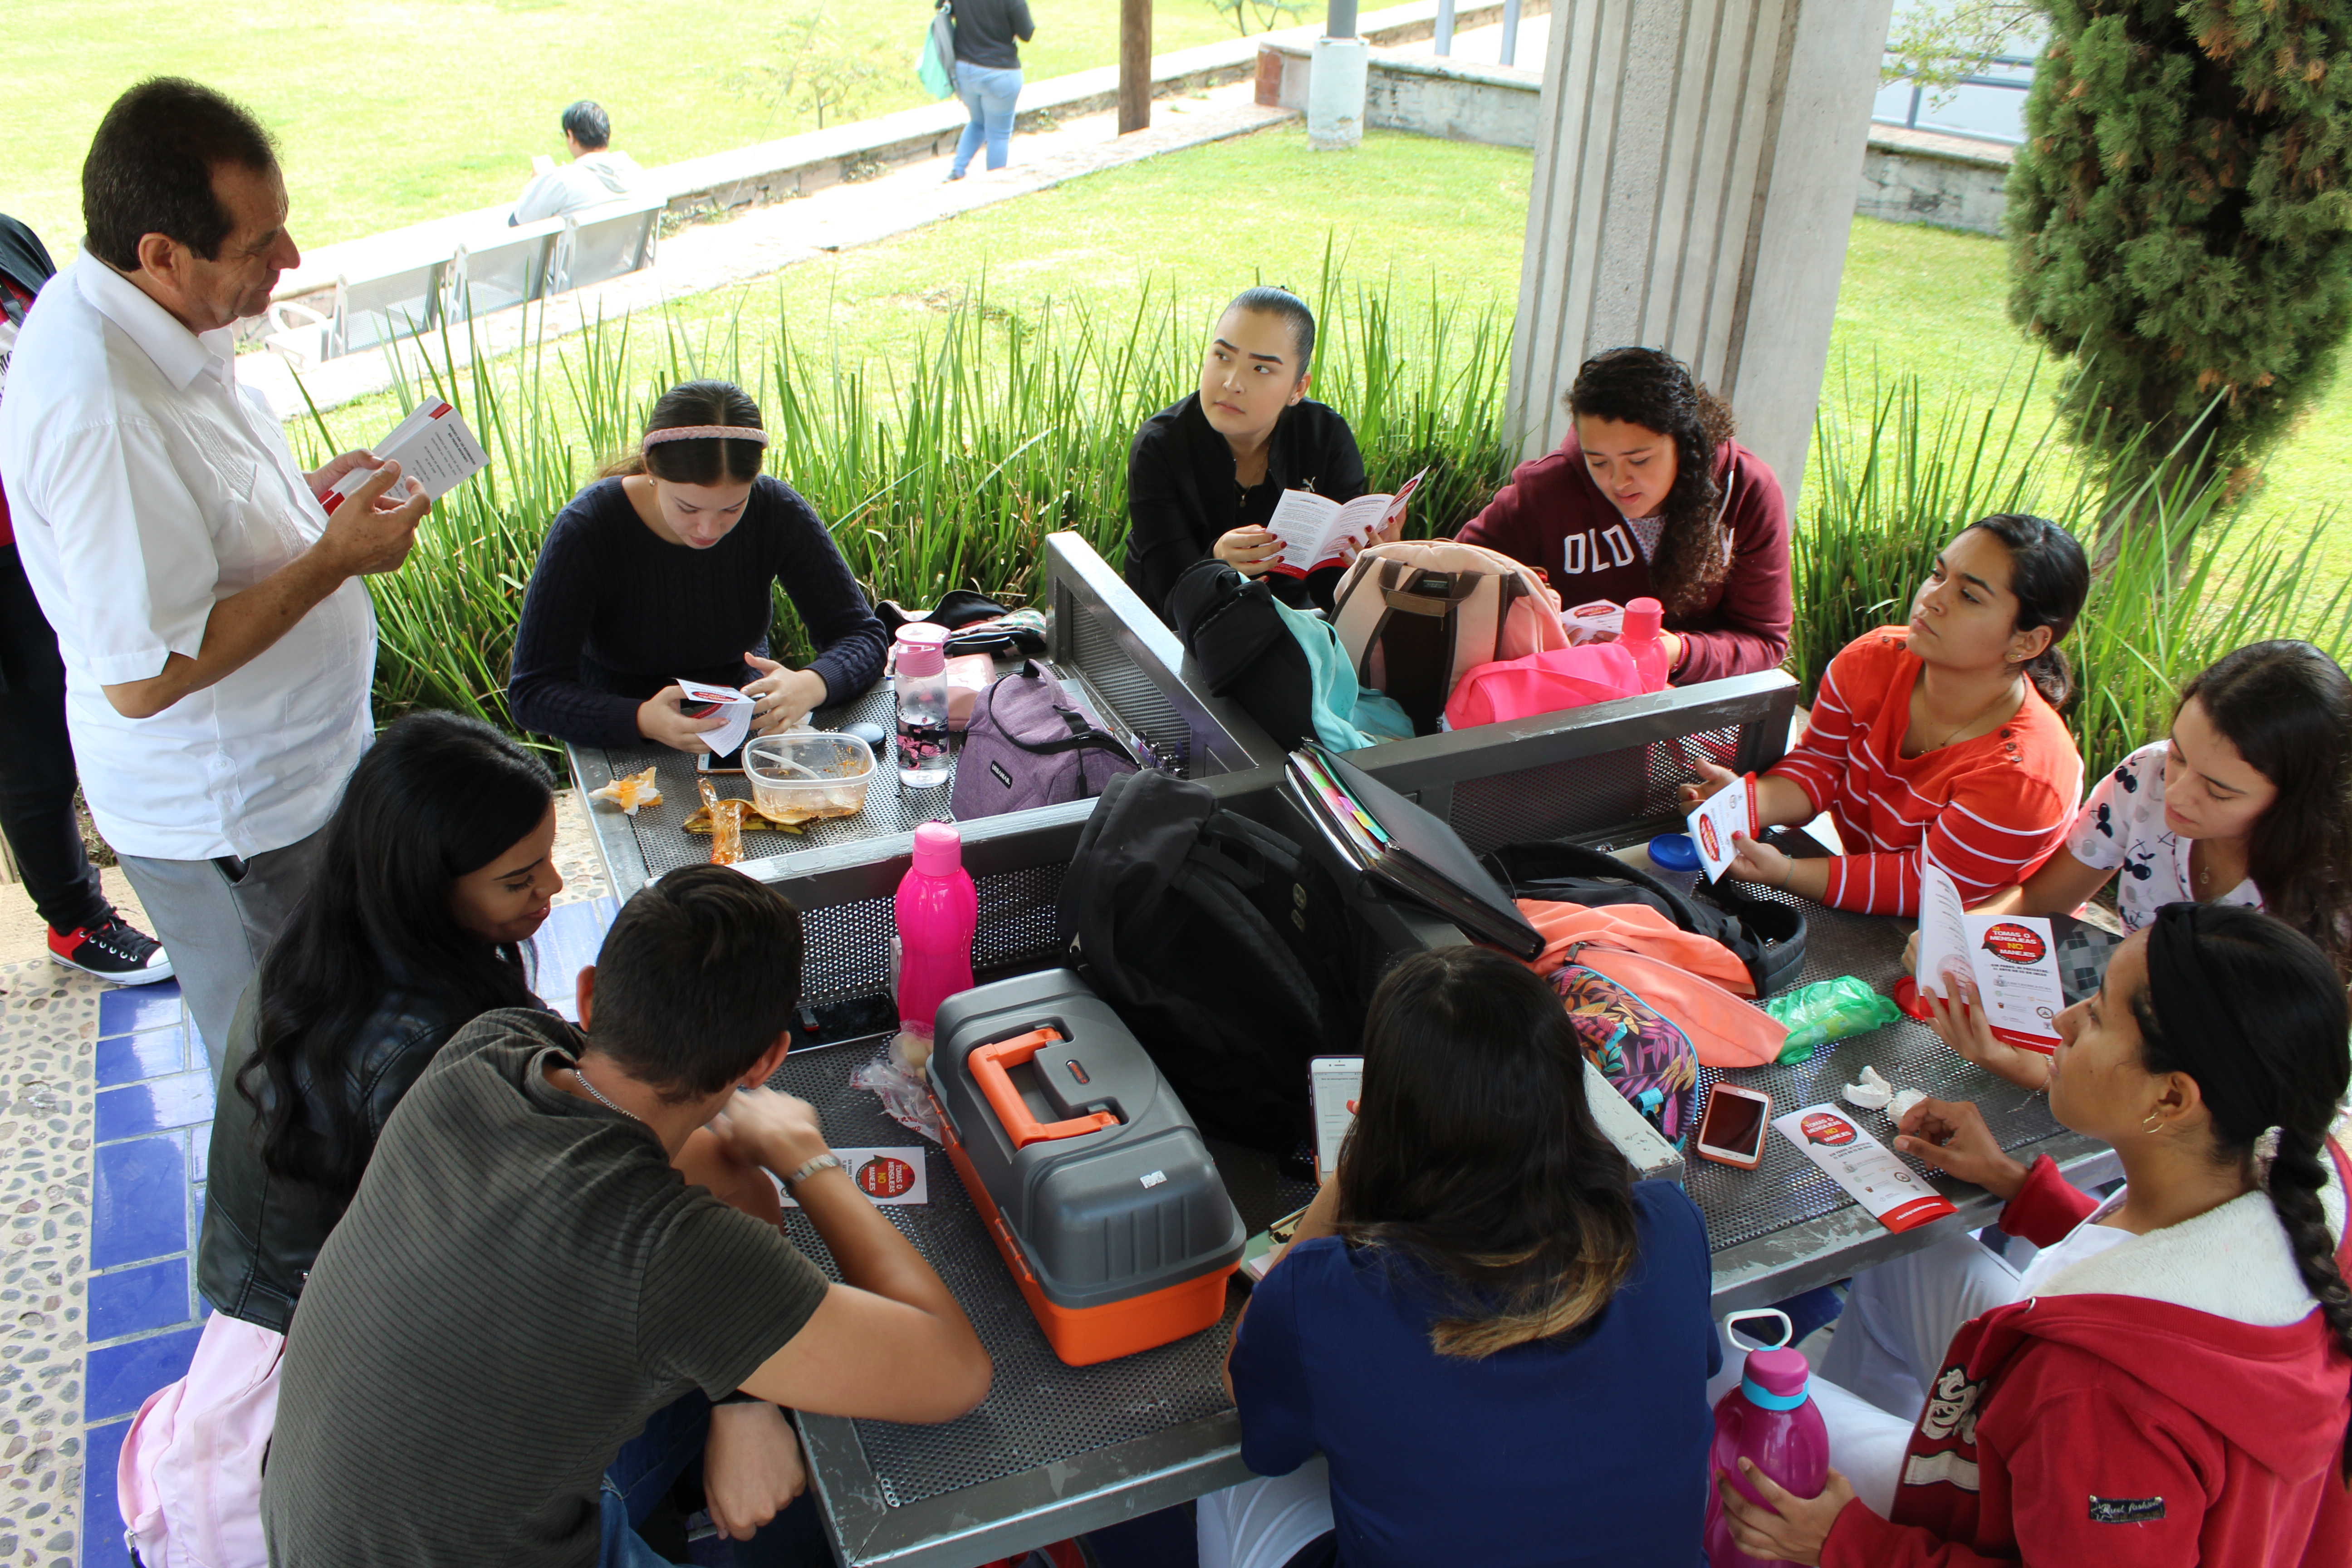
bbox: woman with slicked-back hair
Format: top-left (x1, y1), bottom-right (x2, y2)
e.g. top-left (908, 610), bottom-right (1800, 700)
top-left (509, 378), bottom-right (887, 752)
top-left (1459, 346), bottom-right (1792, 683)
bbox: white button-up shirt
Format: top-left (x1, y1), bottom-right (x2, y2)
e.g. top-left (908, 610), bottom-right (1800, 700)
top-left (0, 261), bottom-right (374, 861)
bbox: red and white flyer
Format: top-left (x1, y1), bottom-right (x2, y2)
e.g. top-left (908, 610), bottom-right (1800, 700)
top-left (1774, 1104), bottom-right (1958, 1233)
top-left (323, 396), bottom-right (490, 514)
top-left (1685, 771), bottom-right (1757, 883)
top-left (770, 1147), bottom-right (931, 1209)
top-left (1916, 858), bottom-right (2067, 1053)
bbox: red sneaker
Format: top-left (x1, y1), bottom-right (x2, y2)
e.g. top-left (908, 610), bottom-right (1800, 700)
top-left (48, 915), bottom-right (175, 985)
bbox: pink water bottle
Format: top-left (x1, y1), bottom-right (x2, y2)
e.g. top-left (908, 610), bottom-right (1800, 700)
top-left (1621, 596), bottom-right (1673, 692)
top-left (894, 821), bottom-right (977, 1038)
top-left (1704, 1311), bottom-right (1830, 1568)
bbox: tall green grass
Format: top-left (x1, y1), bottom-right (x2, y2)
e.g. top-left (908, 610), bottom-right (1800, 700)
top-left (1795, 370), bottom-right (2352, 781)
top-left (302, 276), bottom-right (1519, 748)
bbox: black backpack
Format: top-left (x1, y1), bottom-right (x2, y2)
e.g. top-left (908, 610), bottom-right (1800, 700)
top-left (1166, 559), bottom-right (1318, 750)
top-left (1056, 770), bottom-right (1371, 1153)
top-left (1481, 838), bottom-right (1809, 996)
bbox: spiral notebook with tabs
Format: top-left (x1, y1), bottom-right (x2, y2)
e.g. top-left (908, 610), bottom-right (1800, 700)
top-left (1284, 742), bottom-right (1544, 959)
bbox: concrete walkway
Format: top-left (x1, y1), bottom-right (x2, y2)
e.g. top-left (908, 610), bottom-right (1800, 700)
top-left (240, 83), bottom-right (1291, 420)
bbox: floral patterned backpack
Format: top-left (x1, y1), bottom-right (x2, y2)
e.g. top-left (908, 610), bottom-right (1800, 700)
top-left (1547, 958), bottom-right (1700, 1147)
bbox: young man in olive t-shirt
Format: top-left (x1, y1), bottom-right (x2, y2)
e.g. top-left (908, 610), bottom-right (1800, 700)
top-left (261, 865), bottom-right (992, 1568)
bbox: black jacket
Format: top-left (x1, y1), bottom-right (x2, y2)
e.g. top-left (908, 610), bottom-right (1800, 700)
top-left (949, 0), bottom-right (1034, 68)
top-left (0, 215), bottom-right (54, 315)
top-left (197, 986), bottom-right (519, 1332)
top-left (1123, 392), bottom-right (1366, 624)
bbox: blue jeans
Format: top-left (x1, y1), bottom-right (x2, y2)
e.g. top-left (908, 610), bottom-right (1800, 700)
top-left (952, 62), bottom-right (1023, 175)
top-left (600, 1392), bottom-right (830, 1567)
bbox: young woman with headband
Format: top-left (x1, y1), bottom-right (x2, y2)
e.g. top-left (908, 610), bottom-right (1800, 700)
top-left (509, 379), bottom-right (887, 752)
top-left (1458, 346), bottom-right (1792, 684)
top-left (1719, 902), bottom-right (2352, 1567)
top-left (1124, 287), bottom-right (1378, 623)
top-left (1681, 514), bottom-right (2089, 916)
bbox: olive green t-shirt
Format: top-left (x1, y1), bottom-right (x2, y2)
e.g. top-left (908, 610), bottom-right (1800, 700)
top-left (261, 1008), bottom-right (829, 1567)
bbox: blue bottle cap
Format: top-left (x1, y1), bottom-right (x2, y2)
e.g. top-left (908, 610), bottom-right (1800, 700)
top-left (1648, 833), bottom-right (1701, 872)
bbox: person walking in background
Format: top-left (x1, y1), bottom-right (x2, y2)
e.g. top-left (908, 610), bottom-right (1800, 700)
top-left (0, 214), bottom-right (173, 985)
top-left (0, 79), bottom-right (430, 1072)
top-left (511, 100), bottom-right (643, 225)
top-left (946, 0), bottom-right (1034, 179)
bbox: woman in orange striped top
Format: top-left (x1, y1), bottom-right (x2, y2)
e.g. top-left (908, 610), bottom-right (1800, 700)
top-left (1679, 514), bottom-right (2089, 916)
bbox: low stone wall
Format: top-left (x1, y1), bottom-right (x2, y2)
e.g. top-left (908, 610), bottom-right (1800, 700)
top-left (1858, 126), bottom-right (2014, 238)
top-left (1256, 39), bottom-right (1542, 148)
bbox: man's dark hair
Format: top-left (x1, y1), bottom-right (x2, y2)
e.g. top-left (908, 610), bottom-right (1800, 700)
top-left (590, 866), bottom-right (804, 1100)
top-left (563, 100), bottom-right (612, 151)
top-left (82, 78), bottom-right (279, 273)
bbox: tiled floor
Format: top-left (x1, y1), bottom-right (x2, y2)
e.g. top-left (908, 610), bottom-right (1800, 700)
top-left (75, 893), bottom-right (619, 1568)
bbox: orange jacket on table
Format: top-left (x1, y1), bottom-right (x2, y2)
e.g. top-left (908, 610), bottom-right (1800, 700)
top-left (1516, 898), bottom-right (1788, 1068)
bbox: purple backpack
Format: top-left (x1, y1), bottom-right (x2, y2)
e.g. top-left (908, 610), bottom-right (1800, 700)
top-left (950, 661), bottom-right (1139, 821)
top-left (1548, 961), bottom-right (1700, 1147)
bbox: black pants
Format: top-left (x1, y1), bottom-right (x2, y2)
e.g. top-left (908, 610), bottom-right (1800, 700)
top-left (0, 544), bottom-right (108, 935)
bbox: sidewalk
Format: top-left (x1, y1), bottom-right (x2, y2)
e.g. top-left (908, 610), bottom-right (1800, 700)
top-left (240, 83), bottom-right (1291, 420)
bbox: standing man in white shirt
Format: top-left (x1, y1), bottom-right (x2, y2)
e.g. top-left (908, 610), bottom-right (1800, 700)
top-left (0, 78), bottom-right (429, 1073)
top-left (510, 101), bottom-right (643, 225)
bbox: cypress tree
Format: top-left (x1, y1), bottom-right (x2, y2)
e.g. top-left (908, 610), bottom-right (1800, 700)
top-left (2005, 0), bottom-right (2352, 484)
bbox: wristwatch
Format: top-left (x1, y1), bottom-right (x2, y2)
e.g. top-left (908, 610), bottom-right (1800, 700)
top-left (782, 1152), bottom-right (843, 1191)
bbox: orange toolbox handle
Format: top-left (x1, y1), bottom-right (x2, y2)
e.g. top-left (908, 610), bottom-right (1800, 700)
top-left (968, 1028), bottom-right (1118, 1149)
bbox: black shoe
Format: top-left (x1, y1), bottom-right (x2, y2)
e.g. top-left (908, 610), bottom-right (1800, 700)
top-left (49, 915), bottom-right (175, 985)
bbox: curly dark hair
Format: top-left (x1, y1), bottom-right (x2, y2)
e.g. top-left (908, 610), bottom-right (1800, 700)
top-left (1566, 348), bottom-right (1738, 617)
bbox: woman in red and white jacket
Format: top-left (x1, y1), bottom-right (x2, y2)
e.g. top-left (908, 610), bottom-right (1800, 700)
top-left (1717, 902), bottom-right (2352, 1568)
top-left (1679, 514), bottom-right (2088, 917)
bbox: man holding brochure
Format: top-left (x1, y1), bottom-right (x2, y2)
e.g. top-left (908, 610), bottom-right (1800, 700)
top-left (0, 78), bottom-right (436, 1071)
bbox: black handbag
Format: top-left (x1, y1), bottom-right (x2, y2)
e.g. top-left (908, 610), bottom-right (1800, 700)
top-left (1166, 559), bottom-right (1319, 750)
top-left (1481, 838), bottom-right (1808, 996)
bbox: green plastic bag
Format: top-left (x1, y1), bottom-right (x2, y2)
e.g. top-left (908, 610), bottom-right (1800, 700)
top-left (1763, 977), bottom-right (1903, 1064)
top-left (918, 4), bottom-right (957, 100)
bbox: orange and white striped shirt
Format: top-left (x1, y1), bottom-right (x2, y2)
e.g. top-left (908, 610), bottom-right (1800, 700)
top-left (1769, 628), bottom-right (2082, 916)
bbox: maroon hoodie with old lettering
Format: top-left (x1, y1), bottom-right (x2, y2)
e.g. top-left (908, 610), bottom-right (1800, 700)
top-left (1454, 432), bottom-right (1789, 684)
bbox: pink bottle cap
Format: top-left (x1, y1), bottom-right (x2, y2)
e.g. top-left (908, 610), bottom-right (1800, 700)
top-left (1623, 597), bottom-right (1664, 640)
top-left (1744, 1345), bottom-right (1812, 1403)
top-left (911, 820), bottom-right (964, 876)
top-left (896, 622), bottom-right (949, 677)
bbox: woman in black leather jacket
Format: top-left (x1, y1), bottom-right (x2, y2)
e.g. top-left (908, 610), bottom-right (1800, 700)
top-left (119, 712), bottom-right (561, 1565)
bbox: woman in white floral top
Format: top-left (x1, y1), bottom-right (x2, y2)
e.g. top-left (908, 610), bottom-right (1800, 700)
top-left (1946, 640), bottom-right (2352, 1089)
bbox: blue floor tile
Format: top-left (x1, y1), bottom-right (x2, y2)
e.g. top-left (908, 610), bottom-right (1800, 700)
top-left (98, 1070), bottom-right (215, 1142)
top-left (91, 1258), bottom-right (192, 1344)
top-left (93, 1135), bottom-right (188, 1269)
top-left (83, 1417), bottom-right (133, 1568)
top-left (534, 897), bottom-right (617, 1020)
top-left (98, 982), bottom-right (182, 1039)
top-left (96, 1025), bottom-right (193, 1088)
top-left (191, 1121), bottom-right (212, 1183)
top-left (87, 1322), bottom-right (205, 1421)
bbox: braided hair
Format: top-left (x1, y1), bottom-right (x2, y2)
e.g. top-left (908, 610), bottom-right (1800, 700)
top-left (1565, 348), bottom-right (1738, 617)
top-left (2133, 902), bottom-right (2352, 1476)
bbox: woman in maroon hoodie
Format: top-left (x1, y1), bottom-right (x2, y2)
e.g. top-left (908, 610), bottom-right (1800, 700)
top-left (1717, 902), bottom-right (2352, 1567)
top-left (1456, 347), bottom-right (1789, 684)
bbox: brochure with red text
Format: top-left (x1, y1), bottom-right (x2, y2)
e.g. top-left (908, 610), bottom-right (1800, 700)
top-left (1263, 468), bottom-right (1427, 576)
top-left (1774, 1104), bottom-right (1957, 1233)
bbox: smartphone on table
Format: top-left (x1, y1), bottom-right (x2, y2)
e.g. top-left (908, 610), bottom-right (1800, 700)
top-left (1695, 1082), bottom-right (1771, 1170)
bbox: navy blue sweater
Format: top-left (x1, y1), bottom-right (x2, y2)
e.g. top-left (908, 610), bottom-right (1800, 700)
top-left (507, 475), bottom-right (887, 749)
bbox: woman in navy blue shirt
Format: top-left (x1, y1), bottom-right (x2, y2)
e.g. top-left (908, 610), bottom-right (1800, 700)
top-left (1205, 946), bottom-right (1720, 1568)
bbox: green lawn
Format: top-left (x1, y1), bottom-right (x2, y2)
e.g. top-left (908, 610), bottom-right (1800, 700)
top-left (10, 0), bottom-right (1253, 255)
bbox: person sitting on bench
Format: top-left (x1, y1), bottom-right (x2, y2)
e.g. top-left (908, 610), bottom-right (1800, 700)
top-left (512, 100), bottom-right (642, 225)
top-left (260, 864), bottom-right (993, 1566)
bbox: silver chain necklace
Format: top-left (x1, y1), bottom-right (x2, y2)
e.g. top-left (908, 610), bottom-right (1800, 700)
top-left (572, 1062), bottom-right (639, 1122)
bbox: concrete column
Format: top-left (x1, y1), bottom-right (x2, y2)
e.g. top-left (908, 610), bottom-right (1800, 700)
top-left (1506, 0), bottom-right (1894, 507)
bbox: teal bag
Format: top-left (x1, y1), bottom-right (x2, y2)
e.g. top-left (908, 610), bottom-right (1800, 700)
top-left (918, 4), bottom-right (956, 99)
top-left (1273, 600), bottom-right (1416, 752)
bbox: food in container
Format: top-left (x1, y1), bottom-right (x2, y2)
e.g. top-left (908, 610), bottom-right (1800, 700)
top-left (743, 732), bottom-right (875, 825)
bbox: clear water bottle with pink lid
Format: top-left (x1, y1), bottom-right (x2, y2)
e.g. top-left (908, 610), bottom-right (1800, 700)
top-left (1704, 1309), bottom-right (1831, 1568)
top-left (1620, 595), bottom-right (1673, 692)
top-left (894, 819), bottom-right (977, 1040)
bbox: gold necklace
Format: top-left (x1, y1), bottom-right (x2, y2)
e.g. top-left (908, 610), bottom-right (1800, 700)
top-left (1919, 678), bottom-right (2019, 753)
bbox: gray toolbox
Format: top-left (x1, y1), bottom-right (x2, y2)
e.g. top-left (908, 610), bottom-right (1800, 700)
top-left (928, 969), bottom-right (1247, 1365)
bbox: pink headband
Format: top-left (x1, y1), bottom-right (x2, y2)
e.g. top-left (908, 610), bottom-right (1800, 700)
top-left (642, 424), bottom-right (770, 448)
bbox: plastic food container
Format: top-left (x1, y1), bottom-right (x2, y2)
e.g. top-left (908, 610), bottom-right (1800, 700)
top-left (743, 732), bottom-right (875, 825)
